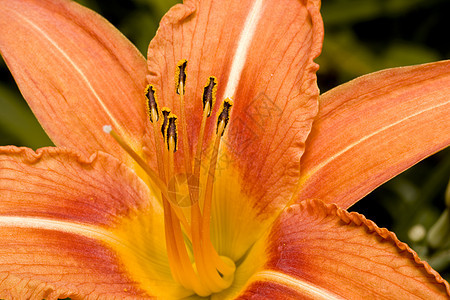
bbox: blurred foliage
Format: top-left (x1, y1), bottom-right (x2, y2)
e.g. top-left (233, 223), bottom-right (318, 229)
top-left (318, 0), bottom-right (450, 281)
top-left (0, 83), bottom-right (52, 148)
top-left (318, 0), bottom-right (449, 91)
top-left (0, 0), bottom-right (449, 283)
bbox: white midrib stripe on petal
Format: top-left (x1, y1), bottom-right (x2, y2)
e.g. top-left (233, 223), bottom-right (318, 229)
top-left (223, 0), bottom-right (265, 99)
top-left (0, 215), bottom-right (164, 272)
top-left (14, 10), bottom-right (125, 135)
top-left (251, 270), bottom-right (344, 299)
top-left (0, 215), bottom-right (116, 243)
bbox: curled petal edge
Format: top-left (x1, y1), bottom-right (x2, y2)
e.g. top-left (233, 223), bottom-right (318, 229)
top-left (305, 199), bottom-right (450, 296)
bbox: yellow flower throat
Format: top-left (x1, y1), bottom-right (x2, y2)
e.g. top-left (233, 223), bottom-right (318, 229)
top-left (105, 60), bottom-right (236, 296)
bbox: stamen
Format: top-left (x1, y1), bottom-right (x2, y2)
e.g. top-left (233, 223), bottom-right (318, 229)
top-left (145, 84), bottom-right (159, 122)
top-left (194, 77), bottom-right (217, 189)
top-left (190, 78), bottom-right (230, 293)
top-left (175, 60), bottom-right (194, 178)
top-left (201, 99), bottom-right (235, 276)
top-left (175, 60), bottom-right (198, 237)
top-left (164, 114), bottom-right (192, 229)
top-left (189, 77), bottom-right (221, 294)
top-left (163, 115), bottom-right (211, 296)
top-left (146, 85), bottom-right (166, 187)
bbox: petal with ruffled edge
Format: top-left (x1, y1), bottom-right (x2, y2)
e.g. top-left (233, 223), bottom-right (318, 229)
top-left (0, 147), bottom-right (192, 299)
top-left (218, 199), bottom-right (449, 299)
top-left (147, 0), bottom-right (323, 262)
top-left (0, 0), bottom-right (149, 162)
top-left (296, 60), bottom-right (450, 209)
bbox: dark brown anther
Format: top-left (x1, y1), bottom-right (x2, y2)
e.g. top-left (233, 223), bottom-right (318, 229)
top-left (216, 98), bottom-right (233, 136)
top-left (161, 108), bottom-right (171, 138)
top-left (175, 59), bottom-right (187, 95)
top-left (166, 114), bottom-right (178, 152)
top-left (145, 85), bottom-right (159, 122)
top-left (202, 76), bottom-right (217, 117)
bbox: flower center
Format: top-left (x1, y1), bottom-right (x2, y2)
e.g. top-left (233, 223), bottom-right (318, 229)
top-left (105, 60), bottom-right (236, 297)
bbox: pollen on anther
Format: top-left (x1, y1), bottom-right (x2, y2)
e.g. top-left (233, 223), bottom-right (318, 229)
top-left (202, 76), bottom-right (217, 117)
top-left (161, 108), bottom-right (171, 138)
top-left (145, 84), bottom-right (159, 122)
top-left (175, 59), bottom-right (188, 95)
top-left (166, 114), bottom-right (178, 152)
top-left (216, 98), bottom-right (233, 136)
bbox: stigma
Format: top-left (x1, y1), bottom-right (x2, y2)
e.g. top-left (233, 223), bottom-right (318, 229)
top-left (105, 59), bottom-right (235, 297)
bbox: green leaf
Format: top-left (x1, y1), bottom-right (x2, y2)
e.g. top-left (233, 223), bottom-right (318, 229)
top-left (322, 0), bottom-right (441, 26)
top-left (0, 83), bottom-right (53, 149)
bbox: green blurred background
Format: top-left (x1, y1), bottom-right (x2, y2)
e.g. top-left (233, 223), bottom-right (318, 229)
top-left (0, 0), bottom-right (449, 281)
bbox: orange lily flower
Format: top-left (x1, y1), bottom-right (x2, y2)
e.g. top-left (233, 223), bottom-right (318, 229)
top-left (0, 0), bottom-right (449, 299)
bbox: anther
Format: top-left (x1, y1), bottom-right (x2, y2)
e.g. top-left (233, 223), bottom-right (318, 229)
top-left (166, 114), bottom-right (178, 152)
top-left (161, 108), bottom-right (171, 138)
top-left (175, 59), bottom-right (188, 95)
top-left (202, 77), bottom-right (217, 117)
top-left (145, 84), bottom-right (159, 122)
top-left (216, 98), bottom-right (233, 136)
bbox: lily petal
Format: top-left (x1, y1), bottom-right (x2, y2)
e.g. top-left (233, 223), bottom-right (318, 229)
top-left (0, 146), bottom-right (159, 225)
top-left (147, 0), bottom-right (323, 261)
top-left (296, 60), bottom-right (450, 209)
top-left (0, 227), bottom-right (150, 299)
top-left (0, 147), bottom-right (190, 298)
top-left (0, 0), bottom-right (148, 161)
top-left (228, 199), bottom-right (450, 299)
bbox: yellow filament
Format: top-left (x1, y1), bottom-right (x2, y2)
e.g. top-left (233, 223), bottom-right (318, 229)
top-left (188, 120), bottom-right (234, 293)
top-left (177, 82), bottom-right (202, 264)
top-left (163, 201), bottom-right (182, 285)
top-left (165, 99), bottom-right (234, 294)
top-left (167, 136), bottom-right (212, 297)
top-left (190, 102), bottom-right (234, 289)
top-left (193, 101), bottom-right (210, 179)
top-left (178, 82), bottom-right (193, 173)
top-left (202, 120), bottom-right (224, 232)
top-left (200, 120), bottom-right (235, 276)
top-left (189, 101), bottom-right (211, 289)
top-left (176, 84), bottom-right (202, 266)
top-left (151, 120), bottom-right (166, 186)
top-left (155, 120), bottom-right (192, 240)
